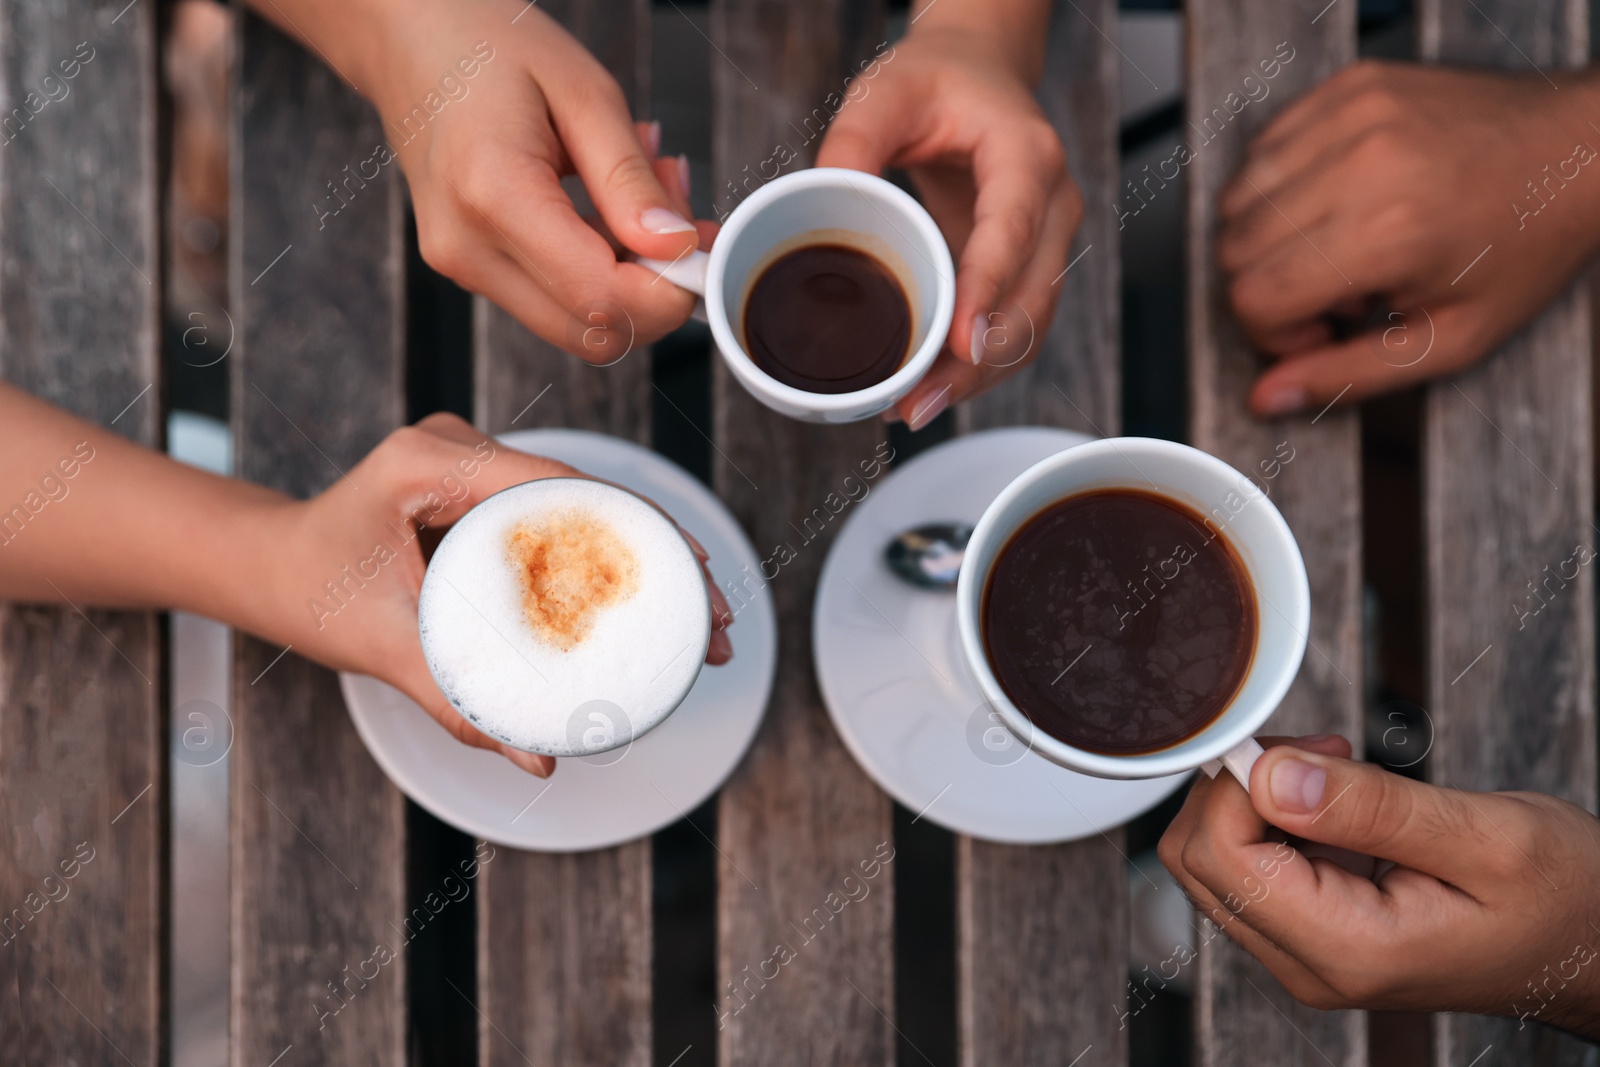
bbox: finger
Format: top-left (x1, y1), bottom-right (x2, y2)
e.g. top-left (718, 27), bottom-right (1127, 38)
top-left (815, 74), bottom-right (920, 175)
top-left (542, 54), bottom-right (699, 262)
top-left (951, 125), bottom-right (1065, 363)
top-left (1216, 171), bottom-right (1340, 277)
top-left (446, 151), bottom-right (699, 345)
top-left (1249, 60), bottom-right (1387, 157)
top-left (707, 628), bottom-right (732, 665)
top-left (894, 184), bottom-right (1078, 426)
top-left (1158, 778), bottom-right (1347, 1005)
top-left (1179, 749), bottom-right (1400, 967)
top-left (1247, 745), bottom-right (1496, 890)
top-left (1249, 304), bottom-right (1486, 417)
top-left (1225, 224), bottom-right (1399, 342)
top-left (398, 654), bottom-right (555, 776)
top-left (1222, 125), bottom-right (1365, 221)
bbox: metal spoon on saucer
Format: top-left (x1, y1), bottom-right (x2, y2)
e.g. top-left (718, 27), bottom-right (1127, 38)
top-left (884, 523), bottom-right (971, 589)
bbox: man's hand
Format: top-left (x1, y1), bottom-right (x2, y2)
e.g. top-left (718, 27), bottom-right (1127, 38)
top-left (1218, 61), bottom-right (1600, 417)
top-left (1159, 735), bottom-right (1600, 1039)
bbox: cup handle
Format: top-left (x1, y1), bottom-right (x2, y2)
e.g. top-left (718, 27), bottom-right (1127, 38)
top-left (636, 250), bottom-right (711, 324)
top-left (1200, 737), bottom-right (1265, 794)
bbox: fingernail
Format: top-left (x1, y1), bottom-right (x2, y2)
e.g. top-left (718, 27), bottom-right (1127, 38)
top-left (1300, 733), bottom-right (1335, 743)
top-left (681, 527), bottom-right (709, 560)
top-left (968, 313), bottom-right (989, 365)
top-left (1270, 757), bottom-right (1326, 813)
top-left (1258, 383), bottom-right (1307, 417)
top-left (641, 207), bottom-right (696, 234)
top-left (677, 154), bottom-right (692, 199)
top-left (907, 386), bottom-right (952, 432)
top-left (646, 120), bottom-right (662, 155)
top-left (880, 407), bottom-right (903, 424)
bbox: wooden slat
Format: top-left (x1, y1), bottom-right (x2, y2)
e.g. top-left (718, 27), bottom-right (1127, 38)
top-left (0, 0), bottom-right (163, 1061)
top-left (710, 2), bottom-right (896, 1062)
top-left (230, 14), bottom-right (408, 1066)
top-left (1417, 2), bottom-right (1597, 1065)
top-left (1185, 3), bottom-right (1368, 1065)
top-left (953, 1), bottom-right (1127, 1063)
top-left (472, 0), bottom-right (652, 438)
top-left (473, 4), bottom-right (654, 1064)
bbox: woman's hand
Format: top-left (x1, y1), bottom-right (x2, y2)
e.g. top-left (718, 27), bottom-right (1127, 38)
top-left (244, 414), bottom-right (734, 778)
top-left (250, 0), bottom-right (713, 359)
top-left (1218, 61), bottom-right (1600, 417)
top-left (1159, 735), bottom-right (1600, 1038)
top-left (817, 16), bottom-right (1080, 429)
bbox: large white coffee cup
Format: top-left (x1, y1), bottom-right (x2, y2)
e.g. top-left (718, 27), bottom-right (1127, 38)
top-left (639, 168), bottom-right (955, 423)
top-left (954, 438), bottom-right (1311, 790)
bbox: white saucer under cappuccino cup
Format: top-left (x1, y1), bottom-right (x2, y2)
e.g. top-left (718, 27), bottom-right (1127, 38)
top-left (954, 438), bottom-right (1311, 791)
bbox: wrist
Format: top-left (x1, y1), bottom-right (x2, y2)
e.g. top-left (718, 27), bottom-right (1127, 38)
top-left (906, 2), bottom-right (1050, 85)
top-left (180, 491), bottom-right (308, 643)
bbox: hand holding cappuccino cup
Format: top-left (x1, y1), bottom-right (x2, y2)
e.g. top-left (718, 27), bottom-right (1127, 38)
top-left (419, 477), bottom-right (724, 763)
top-left (640, 168), bottom-right (955, 424)
top-left (955, 438), bottom-right (1311, 789)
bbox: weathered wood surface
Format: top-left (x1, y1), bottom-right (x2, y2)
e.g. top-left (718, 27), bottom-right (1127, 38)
top-left (473, 0), bottom-right (653, 439)
top-left (1185, 2), bottom-right (1368, 1064)
top-left (0, 0), bottom-right (164, 1063)
top-left (1417, 2), bottom-right (1597, 1065)
top-left (710, 1), bottom-right (897, 1062)
top-left (230, 14), bottom-right (408, 1066)
top-left (953, 1), bottom-right (1130, 1063)
top-left (473, 5), bottom-right (654, 1064)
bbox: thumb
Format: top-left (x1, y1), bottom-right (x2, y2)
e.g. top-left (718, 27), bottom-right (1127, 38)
top-left (1249, 303), bottom-right (1485, 418)
top-left (1249, 746), bottom-right (1482, 887)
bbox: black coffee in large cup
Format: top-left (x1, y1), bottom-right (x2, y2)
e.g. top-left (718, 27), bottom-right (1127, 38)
top-left (980, 488), bottom-right (1258, 755)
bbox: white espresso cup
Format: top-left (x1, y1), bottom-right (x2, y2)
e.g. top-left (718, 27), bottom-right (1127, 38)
top-left (955, 437), bottom-right (1311, 790)
top-left (639, 168), bottom-right (955, 423)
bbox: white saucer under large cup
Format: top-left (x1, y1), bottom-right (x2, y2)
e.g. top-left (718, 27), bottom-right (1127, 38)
top-left (340, 429), bottom-right (777, 852)
top-left (813, 427), bottom-right (1190, 844)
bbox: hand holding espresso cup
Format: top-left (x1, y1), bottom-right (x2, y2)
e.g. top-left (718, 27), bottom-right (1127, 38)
top-left (1158, 735), bottom-right (1600, 1038)
top-left (243, 0), bottom-right (711, 359)
top-left (815, 12), bottom-right (1082, 428)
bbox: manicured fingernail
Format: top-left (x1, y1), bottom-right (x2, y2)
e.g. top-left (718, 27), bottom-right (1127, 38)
top-left (641, 207), bottom-right (696, 234)
top-left (709, 629), bottom-right (733, 662)
top-left (907, 385), bottom-right (952, 432)
top-left (509, 749), bottom-right (554, 777)
top-left (1270, 757), bottom-right (1326, 813)
top-left (677, 154), bottom-right (692, 199)
top-left (968, 312), bottom-right (989, 365)
top-left (646, 120), bottom-right (662, 155)
top-left (1258, 383), bottom-right (1307, 417)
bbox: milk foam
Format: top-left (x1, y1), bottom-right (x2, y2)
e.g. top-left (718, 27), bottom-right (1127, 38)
top-left (418, 478), bottom-right (711, 756)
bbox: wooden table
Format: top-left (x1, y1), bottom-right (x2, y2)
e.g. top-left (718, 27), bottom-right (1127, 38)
top-left (0, 0), bottom-right (1593, 1063)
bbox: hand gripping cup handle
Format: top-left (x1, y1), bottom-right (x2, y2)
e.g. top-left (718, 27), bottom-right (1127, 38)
top-left (1200, 737), bottom-right (1266, 794)
top-left (636, 251), bottom-right (711, 324)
